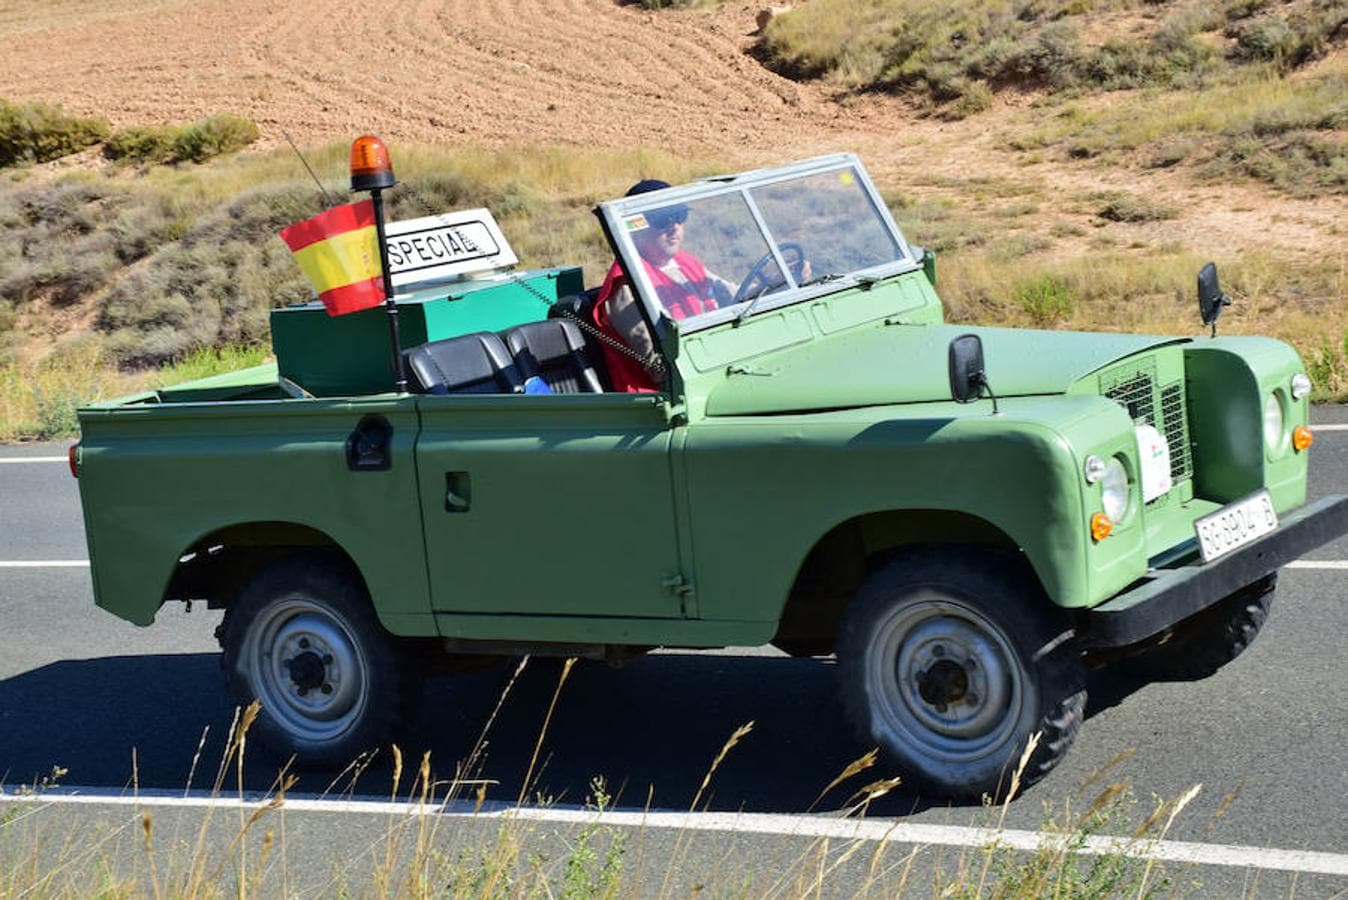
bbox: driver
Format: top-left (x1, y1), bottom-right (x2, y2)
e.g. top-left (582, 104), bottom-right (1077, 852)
top-left (591, 179), bottom-right (735, 392)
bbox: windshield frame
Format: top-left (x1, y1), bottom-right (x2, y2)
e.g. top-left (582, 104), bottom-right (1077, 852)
top-left (595, 154), bottom-right (919, 338)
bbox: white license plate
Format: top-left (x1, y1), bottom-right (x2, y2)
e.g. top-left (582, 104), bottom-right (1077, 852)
top-left (1195, 490), bottom-right (1279, 562)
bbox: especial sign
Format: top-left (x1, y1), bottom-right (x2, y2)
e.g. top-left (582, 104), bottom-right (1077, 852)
top-left (384, 208), bottom-right (519, 288)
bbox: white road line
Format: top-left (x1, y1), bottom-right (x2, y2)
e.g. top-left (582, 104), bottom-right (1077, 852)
top-left (0, 456), bottom-right (67, 463)
top-left (2, 789), bottom-right (1345, 877)
top-left (1287, 560), bottom-right (1348, 570)
top-left (1314, 424), bottom-right (1348, 431)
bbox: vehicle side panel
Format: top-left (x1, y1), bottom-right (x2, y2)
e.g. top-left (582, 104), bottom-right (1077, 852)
top-left (679, 396), bottom-right (1128, 628)
top-left (413, 394), bottom-right (685, 621)
top-left (76, 397), bottom-right (434, 633)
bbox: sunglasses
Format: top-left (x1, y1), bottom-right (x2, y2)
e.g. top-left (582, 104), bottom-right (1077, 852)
top-left (646, 208), bottom-right (688, 231)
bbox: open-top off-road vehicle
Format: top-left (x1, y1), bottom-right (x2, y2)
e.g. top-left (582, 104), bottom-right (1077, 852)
top-left (73, 150), bottom-right (1348, 799)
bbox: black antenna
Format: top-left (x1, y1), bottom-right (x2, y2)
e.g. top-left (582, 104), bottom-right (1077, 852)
top-left (283, 130), bottom-right (336, 209)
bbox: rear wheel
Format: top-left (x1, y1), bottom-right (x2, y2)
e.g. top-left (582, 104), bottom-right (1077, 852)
top-left (1124, 573), bottom-right (1276, 681)
top-left (220, 552), bottom-right (413, 766)
top-left (837, 549), bottom-right (1085, 800)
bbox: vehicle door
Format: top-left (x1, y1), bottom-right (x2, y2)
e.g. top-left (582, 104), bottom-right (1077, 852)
top-left (414, 393), bottom-right (685, 618)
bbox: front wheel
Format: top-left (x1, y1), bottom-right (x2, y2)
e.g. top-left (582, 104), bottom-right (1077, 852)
top-left (837, 549), bottom-right (1086, 801)
top-left (1123, 572), bottom-right (1276, 681)
top-left (220, 553), bottom-right (413, 766)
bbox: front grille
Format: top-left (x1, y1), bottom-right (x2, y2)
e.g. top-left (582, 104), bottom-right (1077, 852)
top-left (1159, 383), bottom-right (1193, 482)
top-left (1100, 362), bottom-right (1193, 500)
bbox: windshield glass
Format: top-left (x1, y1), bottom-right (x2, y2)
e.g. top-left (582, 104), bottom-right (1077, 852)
top-left (611, 158), bottom-right (909, 329)
top-left (749, 168), bottom-right (901, 280)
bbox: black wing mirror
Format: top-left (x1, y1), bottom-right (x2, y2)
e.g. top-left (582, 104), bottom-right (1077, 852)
top-left (1197, 262), bottom-right (1230, 336)
top-left (949, 334), bottom-right (998, 412)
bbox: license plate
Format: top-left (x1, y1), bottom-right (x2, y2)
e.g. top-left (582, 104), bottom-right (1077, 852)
top-left (1195, 490), bottom-right (1278, 562)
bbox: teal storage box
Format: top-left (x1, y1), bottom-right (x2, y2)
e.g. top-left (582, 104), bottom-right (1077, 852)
top-left (271, 266), bottom-right (583, 396)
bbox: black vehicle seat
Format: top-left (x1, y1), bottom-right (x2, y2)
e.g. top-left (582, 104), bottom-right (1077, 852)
top-left (502, 319), bottom-right (606, 393)
top-left (404, 331), bottom-right (523, 394)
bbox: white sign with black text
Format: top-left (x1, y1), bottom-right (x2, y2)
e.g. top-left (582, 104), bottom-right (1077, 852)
top-left (384, 208), bottom-right (518, 288)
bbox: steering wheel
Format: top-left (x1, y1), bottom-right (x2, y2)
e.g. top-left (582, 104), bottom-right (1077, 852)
top-left (732, 242), bottom-right (807, 306)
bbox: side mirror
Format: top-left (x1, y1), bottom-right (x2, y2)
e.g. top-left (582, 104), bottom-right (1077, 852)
top-left (1197, 262), bottom-right (1230, 333)
top-left (949, 334), bottom-right (987, 404)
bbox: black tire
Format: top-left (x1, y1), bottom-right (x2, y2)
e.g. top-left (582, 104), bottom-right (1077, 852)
top-left (836, 548), bottom-right (1086, 801)
top-left (1124, 572), bottom-right (1276, 682)
top-left (220, 552), bottom-right (414, 767)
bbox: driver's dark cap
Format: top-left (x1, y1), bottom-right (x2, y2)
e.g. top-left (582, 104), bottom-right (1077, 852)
top-left (626, 179), bottom-right (670, 196)
top-left (626, 180), bottom-right (688, 231)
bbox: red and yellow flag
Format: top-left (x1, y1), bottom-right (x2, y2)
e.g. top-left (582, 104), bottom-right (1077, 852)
top-left (280, 200), bottom-right (385, 316)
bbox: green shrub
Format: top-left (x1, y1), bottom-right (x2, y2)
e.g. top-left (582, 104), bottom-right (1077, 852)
top-left (172, 114), bottom-right (260, 163)
top-left (0, 179), bottom-right (133, 304)
top-left (99, 182), bottom-right (321, 365)
top-left (1098, 192), bottom-right (1178, 222)
top-left (1013, 274), bottom-right (1075, 325)
top-left (1229, 0), bottom-right (1347, 69)
top-left (0, 99), bottom-right (109, 167)
top-left (1207, 132), bottom-right (1348, 196)
top-left (104, 124), bottom-right (179, 163)
top-left (106, 114), bottom-right (260, 164)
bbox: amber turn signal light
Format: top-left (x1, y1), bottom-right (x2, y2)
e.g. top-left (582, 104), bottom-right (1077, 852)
top-left (68, 443), bottom-right (79, 479)
top-left (1292, 425), bottom-right (1313, 452)
top-left (350, 134), bottom-right (395, 192)
top-left (1090, 513), bottom-right (1113, 542)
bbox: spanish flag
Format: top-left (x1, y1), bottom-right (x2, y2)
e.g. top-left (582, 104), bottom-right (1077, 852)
top-left (280, 200), bottom-right (385, 316)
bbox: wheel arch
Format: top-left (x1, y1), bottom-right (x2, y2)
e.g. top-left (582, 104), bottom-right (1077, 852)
top-left (772, 509), bottom-right (1047, 652)
top-left (163, 520), bottom-right (358, 613)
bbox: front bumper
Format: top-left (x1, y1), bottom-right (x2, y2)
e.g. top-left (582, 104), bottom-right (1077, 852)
top-left (1077, 494), bottom-right (1348, 648)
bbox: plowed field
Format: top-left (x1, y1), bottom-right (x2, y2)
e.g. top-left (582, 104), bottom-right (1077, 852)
top-left (0, 0), bottom-right (1342, 259)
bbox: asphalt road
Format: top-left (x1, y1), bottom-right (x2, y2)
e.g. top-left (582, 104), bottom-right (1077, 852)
top-left (1, 407), bottom-right (1345, 894)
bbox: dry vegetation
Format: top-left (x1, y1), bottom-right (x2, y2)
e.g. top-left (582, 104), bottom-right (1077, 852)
top-left (0, 0), bottom-right (1343, 440)
top-left (0, 666), bottom-right (1210, 897)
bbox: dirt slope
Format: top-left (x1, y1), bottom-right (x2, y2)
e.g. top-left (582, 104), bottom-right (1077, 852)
top-left (0, 0), bottom-right (1342, 262)
top-left (0, 0), bottom-right (857, 153)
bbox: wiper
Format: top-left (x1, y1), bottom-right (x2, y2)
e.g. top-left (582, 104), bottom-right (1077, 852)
top-left (734, 282), bottom-right (781, 326)
top-left (798, 272), bottom-right (844, 288)
top-left (735, 273), bottom-right (850, 325)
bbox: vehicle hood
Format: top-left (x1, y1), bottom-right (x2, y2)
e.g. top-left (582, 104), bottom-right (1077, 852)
top-left (702, 323), bottom-right (1189, 416)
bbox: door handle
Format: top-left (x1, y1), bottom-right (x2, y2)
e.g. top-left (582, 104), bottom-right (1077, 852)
top-left (445, 471), bottom-right (471, 512)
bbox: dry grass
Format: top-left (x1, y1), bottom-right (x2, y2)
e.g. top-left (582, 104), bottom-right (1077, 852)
top-left (0, 136), bottom-right (1343, 444)
top-left (0, 660), bottom-right (1217, 898)
top-left (0, 343), bottom-right (269, 442)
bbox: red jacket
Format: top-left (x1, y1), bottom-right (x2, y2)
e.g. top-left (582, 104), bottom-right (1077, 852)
top-left (591, 253), bottom-right (718, 393)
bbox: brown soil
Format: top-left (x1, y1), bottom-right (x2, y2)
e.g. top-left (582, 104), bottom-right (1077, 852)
top-left (0, 0), bottom-right (1342, 263)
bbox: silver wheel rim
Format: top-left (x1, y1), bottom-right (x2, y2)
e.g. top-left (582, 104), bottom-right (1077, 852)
top-left (864, 593), bottom-right (1028, 765)
top-left (243, 598), bottom-right (369, 744)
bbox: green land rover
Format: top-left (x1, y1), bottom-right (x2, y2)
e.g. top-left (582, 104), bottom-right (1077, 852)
top-left (73, 152), bottom-right (1348, 799)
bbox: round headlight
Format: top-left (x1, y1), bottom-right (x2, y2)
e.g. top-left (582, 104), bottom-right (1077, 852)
top-left (1264, 392), bottom-right (1285, 450)
top-left (1100, 456), bottom-right (1129, 522)
top-left (1291, 373), bottom-right (1312, 401)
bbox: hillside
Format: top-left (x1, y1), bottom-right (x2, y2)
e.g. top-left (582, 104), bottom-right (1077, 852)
top-left (0, 0), bottom-right (1344, 435)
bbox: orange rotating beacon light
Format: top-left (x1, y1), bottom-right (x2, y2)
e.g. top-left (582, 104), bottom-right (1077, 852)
top-left (349, 134), bottom-right (407, 392)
